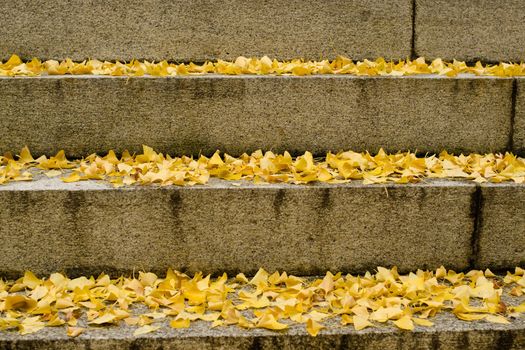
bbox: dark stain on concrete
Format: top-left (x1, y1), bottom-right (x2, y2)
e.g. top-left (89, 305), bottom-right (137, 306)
top-left (469, 185), bottom-right (483, 269)
top-left (495, 329), bottom-right (515, 350)
top-left (508, 79), bottom-right (517, 152)
top-left (459, 327), bottom-right (470, 349)
top-left (53, 78), bottom-right (64, 100)
top-left (249, 337), bottom-right (262, 350)
top-left (430, 332), bottom-right (440, 350)
top-left (191, 77), bottom-right (246, 100)
top-left (320, 187), bottom-right (331, 210)
top-left (355, 78), bottom-right (369, 110)
top-left (272, 189), bottom-right (285, 217)
top-left (169, 190), bottom-right (183, 226)
top-left (64, 190), bottom-right (86, 236)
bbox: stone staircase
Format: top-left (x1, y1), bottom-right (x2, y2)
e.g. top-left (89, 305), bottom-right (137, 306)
top-left (1, 1), bottom-right (524, 349)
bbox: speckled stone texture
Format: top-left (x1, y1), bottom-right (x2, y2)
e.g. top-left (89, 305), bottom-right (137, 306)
top-left (0, 0), bottom-right (411, 62)
top-left (477, 183), bottom-right (525, 269)
top-left (0, 75), bottom-right (513, 158)
top-left (0, 177), bottom-right (476, 277)
top-left (415, 0), bottom-right (525, 62)
top-left (0, 313), bottom-right (524, 350)
top-left (514, 79), bottom-right (525, 155)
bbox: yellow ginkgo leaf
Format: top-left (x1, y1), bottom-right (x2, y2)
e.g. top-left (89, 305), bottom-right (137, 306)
top-left (485, 315), bottom-right (510, 324)
top-left (256, 314), bottom-right (288, 330)
top-left (455, 313), bottom-right (487, 321)
top-left (67, 326), bottom-right (84, 337)
top-left (89, 313), bottom-right (117, 325)
top-left (4, 296), bottom-right (37, 311)
top-left (393, 315), bottom-right (414, 331)
top-left (134, 324), bottom-right (160, 336)
top-left (353, 315), bottom-right (373, 331)
top-left (306, 319), bottom-right (324, 336)
top-left (170, 319), bottom-right (190, 329)
top-left (413, 318), bottom-right (434, 327)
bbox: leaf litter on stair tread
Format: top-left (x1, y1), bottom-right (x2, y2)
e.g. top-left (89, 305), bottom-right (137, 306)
top-left (4, 54), bottom-right (525, 77)
top-left (1, 146), bottom-right (524, 186)
top-left (0, 266), bottom-right (524, 336)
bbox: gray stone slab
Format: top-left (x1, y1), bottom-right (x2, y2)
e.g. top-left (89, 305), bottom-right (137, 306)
top-left (0, 176), bottom-right (476, 277)
top-left (415, 0), bottom-right (525, 62)
top-left (0, 75), bottom-right (513, 158)
top-left (477, 183), bottom-right (525, 269)
top-left (514, 79), bottom-right (525, 155)
top-left (0, 0), bottom-right (411, 62)
top-left (0, 312), bottom-right (524, 350)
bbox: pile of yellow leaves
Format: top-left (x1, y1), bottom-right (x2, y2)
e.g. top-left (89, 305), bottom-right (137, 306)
top-left (2, 54), bottom-right (525, 77)
top-left (0, 267), bottom-right (524, 337)
top-left (1, 146), bottom-right (524, 186)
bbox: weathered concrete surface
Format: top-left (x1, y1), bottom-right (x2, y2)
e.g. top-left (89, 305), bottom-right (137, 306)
top-left (514, 79), bottom-right (525, 155)
top-left (477, 183), bottom-right (525, 269)
top-left (0, 75), bottom-right (513, 157)
top-left (0, 0), bottom-right (411, 62)
top-left (0, 177), bottom-right (476, 277)
top-left (0, 313), bottom-right (524, 350)
top-left (415, 0), bottom-right (525, 62)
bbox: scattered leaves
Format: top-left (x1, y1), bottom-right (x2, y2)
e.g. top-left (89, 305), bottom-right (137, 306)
top-left (3, 55), bottom-right (525, 77)
top-left (0, 267), bottom-right (523, 337)
top-left (1, 146), bottom-right (524, 187)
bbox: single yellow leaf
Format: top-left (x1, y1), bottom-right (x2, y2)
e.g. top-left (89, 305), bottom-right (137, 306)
top-left (67, 326), bottom-right (84, 337)
top-left (306, 319), bottom-right (324, 336)
top-left (455, 313), bottom-right (487, 321)
top-left (134, 324), bottom-right (160, 336)
top-left (89, 313), bottom-right (117, 325)
top-left (19, 316), bottom-right (45, 335)
top-left (393, 315), bottom-right (414, 330)
top-left (4, 295), bottom-right (37, 311)
top-left (170, 319), bottom-right (190, 329)
top-left (18, 146), bottom-right (35, 164)
top-left (485, 315), bottom-right (510, 324)
top-left (61, 173), bottom-right (81, 183)
top-left (413, 318), bottom-right (434, 327)
top-left (45, 170), bottom-right (62, 177)
top-left (256, 314), bottom-right (288, 330)
top-left (353, 315), bottom-right (373, 331)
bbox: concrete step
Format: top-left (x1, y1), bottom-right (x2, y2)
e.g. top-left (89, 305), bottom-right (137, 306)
top-left (0, 312), bottom-right (524, 350)
top-left (415, 0), bottom-right (525, 63)
top-left (1, 75), bottom-right (519, 158)
top-left (3, 1), bottom-right (525, 63)
top-left (0, 0), bottom-right (412, 62)
top-left (0, 175), bottom-right (523, 277)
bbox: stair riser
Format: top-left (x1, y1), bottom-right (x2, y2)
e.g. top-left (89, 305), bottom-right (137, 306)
top-left (0, 0), bottom-right (412, 62)
top-left (514, 81), bottom-right (525, 155)
top-left (415, 0), bottom-right (525, 62)
top-left (0, 76), bottom-right (515, 157)
top-left (478, 184), bottom-right (525, 269)
top-left (3, 1), bottom-right (525, 62)
top-left (1, 179), bottom-right (523, 276)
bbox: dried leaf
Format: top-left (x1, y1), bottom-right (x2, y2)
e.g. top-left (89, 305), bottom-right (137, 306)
top-left (170, 319), bottom-right (190, 329)
top-left (393, 316), bottom-right (414, 330)
top-left (306, 319), bottom-right (324, 336)
top-left (67, 326), bottom-right (84, 337)
top-left (134, 325), bottom-right (160, 336)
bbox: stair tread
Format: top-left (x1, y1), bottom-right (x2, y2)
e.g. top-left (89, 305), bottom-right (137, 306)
top-left (1, 302), bottom-right (524, 349)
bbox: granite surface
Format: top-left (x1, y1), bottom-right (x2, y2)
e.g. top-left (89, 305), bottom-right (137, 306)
top-left (0, 75), bottom-right (513, 158)
top-left (415, 0), bottom-right (525, 62)
top-left (0, 0), bottom-right (412, 62)
top-left (478, 183), bottom-right (525, 270)
top-left (0, 311), bottom-right (523, 350)
top-left (0, 176), bottom-right (476, 277)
